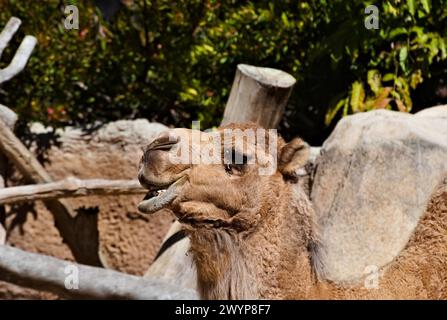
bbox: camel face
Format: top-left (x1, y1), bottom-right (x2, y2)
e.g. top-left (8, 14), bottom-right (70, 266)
top-left (138, 123), bottom-right (310, 232)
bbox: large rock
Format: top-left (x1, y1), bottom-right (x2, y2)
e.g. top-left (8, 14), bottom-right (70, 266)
top-left (0, 225), bottom-right (5, 244)
top-left (311, 107), bottom-right (447, 284)
top-left (1, 119), bottom-right (173, 298)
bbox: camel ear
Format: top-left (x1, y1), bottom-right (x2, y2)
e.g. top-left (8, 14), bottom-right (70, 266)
top-left (279, 137), bottom-right (309, 180)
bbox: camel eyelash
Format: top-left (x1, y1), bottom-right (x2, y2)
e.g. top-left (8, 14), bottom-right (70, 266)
top-left (223, 149), bottom-right (249, 166)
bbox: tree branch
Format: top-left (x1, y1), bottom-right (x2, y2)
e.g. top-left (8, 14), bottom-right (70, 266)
top-left (0, 17), bottom-right (37, 84)
top-left (0, 105), bottom-right (16, 245)
top-left (0, 245), bottom-right (198, 300)
top-left (0, 17), bottom-right (21, 59)
top-left (0, 177), bottom-right (146, 205)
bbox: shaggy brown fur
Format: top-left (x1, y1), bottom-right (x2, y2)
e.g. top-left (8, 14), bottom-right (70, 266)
top-left (138, 123), bottom-right (447, 299)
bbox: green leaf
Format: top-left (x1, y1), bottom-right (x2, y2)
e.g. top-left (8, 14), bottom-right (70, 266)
top-left (407, 0), bottom-right (416, 15)
top-left (410, 70), bottom-right (423, 89)
top-left (350, 81), bottom-right (365, 113)
top-left (420, 0), bottom-right (430, 13)
top-left (325, 98), bottom-right (346, 126)
top-left (389, 28), bottom-right (407, 39)
top-left (202, 44), bottom-right (215, 53)
top-left (367, 70), bottom-right (381, 95)
top-left (417, 9), bottom-right (427, 18)
top-left (439, 37), bottom-right (447, 59)
top-left (281, 12), bottom-right (290, 28)
top-left (427, 37), bottom-right (440, 63)
top-left (410, 26), bottom-right (424, 37)
top-left (385, 2), bottom-right (399, 16)
top-left (382, 73), bottom-right (395, 82)
top-left (395, 77), bottom-right (412, 112)
top-left (399, 46), bottom-right (408, 72)
top-left (342, 98), bottom-right (350, 117)
top-left (186, 88), bottom-right (198, 96)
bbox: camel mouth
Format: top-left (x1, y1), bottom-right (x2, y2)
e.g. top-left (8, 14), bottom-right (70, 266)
top-left (137, 176), bottom-right (187, 214)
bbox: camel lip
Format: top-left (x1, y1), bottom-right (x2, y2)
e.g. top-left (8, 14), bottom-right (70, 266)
top-left (142, 184), bottom-right (170, 199)
top-left (139, 176), bottom-right (181, 198)
top-left (143, 189), bottom-right (166, 201)
top-left (137, 176), bottom-right (187, 214)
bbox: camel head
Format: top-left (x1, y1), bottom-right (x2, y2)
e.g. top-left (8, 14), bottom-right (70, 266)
top-left (138, 123), bottom-right (309, 233)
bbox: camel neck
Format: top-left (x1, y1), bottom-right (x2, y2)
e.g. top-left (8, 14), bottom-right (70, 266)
top-left (246, 184), bottom-right (316, 299)
top-left (188, 184), bottom-right (316, 300)
top-left (189, 228), bottom-right (258, 299)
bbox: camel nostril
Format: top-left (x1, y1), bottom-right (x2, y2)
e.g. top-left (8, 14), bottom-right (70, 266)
top-left (146, 132), bottom-right (179, 152)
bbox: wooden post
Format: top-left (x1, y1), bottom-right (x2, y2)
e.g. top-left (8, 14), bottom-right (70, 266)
top-left (222, 64), bottom-right (296, 128)
top-left (0, 105), bottom-right (18, 244)
top-left (145, 65), bottom-right (296, 290)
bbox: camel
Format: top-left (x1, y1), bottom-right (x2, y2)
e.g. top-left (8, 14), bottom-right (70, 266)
top-left (137, 123), bottom-right (447, 299)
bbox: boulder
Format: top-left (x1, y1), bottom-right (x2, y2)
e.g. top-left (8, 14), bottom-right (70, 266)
top-left (311, 107), bottom-right (447, 284)
top-left (0, 225), bottom-right (5, 245)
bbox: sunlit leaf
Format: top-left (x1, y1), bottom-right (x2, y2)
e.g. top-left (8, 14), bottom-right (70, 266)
top-left (367, 70), bottom-right (381, 95)
top-left (410, 26), bottom-right (424, 37)
top-left (389, 28), bottom-right (407, 39)
top-left (342, 98), bottom-right (350, 117)
top-left (420, 0), bottom-right (431, 13)
top-left (372, 87), bottom-right (392, 109)
top-left (439, 37), bottom-right (447, 59)
top-left (395, 77), bottom-right (412, 112)
top-left (350, 81), bottom-right (365, 113)
top-left (407, 0), bottom-right (416, 15)
top-left (281, 12), bottom-right (290, 28)
top-left (385, 2), bottom-right (399, 16)
top-left (395, 99), bottom-right (407, 112)
top-left (325, 98), bottom-right (346, 126)
top-left (399, 46), bottom-right (408, 72)
top-left (410, 70), bottom-right (423, 89)
top-left (186, 88), bottom-right (198, 96)
top-left (382, 74), bottom-right (395, 82)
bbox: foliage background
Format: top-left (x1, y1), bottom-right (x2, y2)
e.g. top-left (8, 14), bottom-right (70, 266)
top-left (0, 0), bottom-right (446, 144)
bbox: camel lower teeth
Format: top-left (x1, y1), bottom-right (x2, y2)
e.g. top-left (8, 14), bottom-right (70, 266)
top-left (157, 189), bottom-right (167, 195)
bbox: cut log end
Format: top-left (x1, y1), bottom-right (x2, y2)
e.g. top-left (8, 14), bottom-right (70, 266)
top-left (237, 64), bottom-right (296, 88)
top-left (222, 64), bottom-right (296, 128)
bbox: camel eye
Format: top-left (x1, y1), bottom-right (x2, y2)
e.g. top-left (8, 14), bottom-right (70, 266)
top-left (224, 163), bottom-right (245, 175)
top-left (224, 149), bottom-right (247, 175)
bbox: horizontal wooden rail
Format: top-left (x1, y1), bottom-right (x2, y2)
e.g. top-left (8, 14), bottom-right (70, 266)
top-left (0, 245), bottom-right (198, 300)
top-left (0, 177), bottom-right (146, 205)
